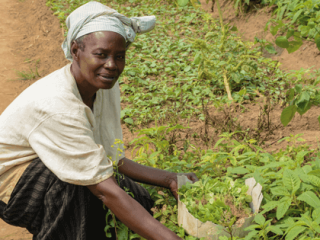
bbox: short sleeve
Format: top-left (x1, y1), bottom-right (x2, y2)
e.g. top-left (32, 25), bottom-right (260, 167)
top-left (28, 113), bottom-right (113, 185)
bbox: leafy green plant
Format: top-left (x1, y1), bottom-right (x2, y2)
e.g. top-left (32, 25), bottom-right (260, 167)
top-left (192, 0), bottom-right (277, 101)
top-left (265, 0), bottom-right (320, 53)
top-left (176, 0), bottom-right (201, 8)
top-left (179, 175), bottom-right (252, 225)
top-left (254, 37), bottom-right (277, 55)
top-left (280, 83), bottom-right (320, 127)
top-left (130, 124), bottom-right (188, 168)
top-left (244, 213), bottom-right (283, 240)
top-left (226, 136), bottom-right (320, 239)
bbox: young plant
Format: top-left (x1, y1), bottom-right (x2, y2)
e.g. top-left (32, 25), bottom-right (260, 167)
top-left (192, 0), bottom-right (262, 101)
top-left (280, 83), bottom-right (320, 127)
top-left (266, 0), bottom-right (320, 53)
top-left (178, 175), bottom-right (252, 226)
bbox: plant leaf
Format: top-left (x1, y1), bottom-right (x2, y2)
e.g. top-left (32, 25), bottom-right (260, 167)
top-left (291, 9), bottom-right (303, 23)
top-left (286, 29), bottom-right (295, 39)
top-left (287, 40), bottom-right (303, 53)
top-left (299, 174), bottom-right (320, 187)
top-left (254, 213), bottom-right (265, 225)
top-left (265, 44), bottom-right (277, 54)
top-left (296, 151), bottom-right (309, 166)
top-left (311, 221), bottom-right (320, 234)
top-left (313, 208), bottom-right (320, 223)
top-left (297, 101), bottom-right (311, 116)
top-left (261, 201), bottom-right (278, 214)
top-left (283, 169), bottom-right (301, 194)
top-left (276, 197), bottom-right (291, 220)
top-left (177, 0), bottom-right (189, 6)
top-left (307, 175), bottom-right (320, 187)
top-left (285, 226), bottom-right (306, 240)
top-left (229, 167), bottom-right (249, 174)
top-left (286, 88), bottom-right (295, 101)
top-left (276, 36), bottom-right (289, 48)
top-left (124, 118), bottom-right (134, 125)
top-left (316, 36), bottom-right (320, 51)
top-left (297, 191), bottom-right (320, 209)
top-left (268, 225), bottom-right (283, 235)
top-left (281, 105), bottom-right (297, 126)
top-left (297, 91), bottom-right (310, 103)
top-left (295, 84), bottom-right (302, 93)
top-left (271, 186), bottom-right (290, 196)
top-left (308, 169), bottom-right (320, 178)
top-left (244, 230), bottom-right (258, 240)
top-left (193, 52), bottom-right (201, 65)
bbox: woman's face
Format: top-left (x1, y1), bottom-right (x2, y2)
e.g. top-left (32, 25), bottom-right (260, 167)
top-left (72, 31), bottom-right (126, 91)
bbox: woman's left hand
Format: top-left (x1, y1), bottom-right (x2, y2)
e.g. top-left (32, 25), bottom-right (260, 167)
top-left (169, 173), bottom-right (198, 201)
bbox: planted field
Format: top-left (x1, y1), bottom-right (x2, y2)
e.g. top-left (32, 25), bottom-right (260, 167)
top-left (44, 0), bottom-right (320, 239)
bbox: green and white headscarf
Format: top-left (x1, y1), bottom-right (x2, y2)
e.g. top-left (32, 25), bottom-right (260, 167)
top-left (61, 1), bottom-right (156, 61)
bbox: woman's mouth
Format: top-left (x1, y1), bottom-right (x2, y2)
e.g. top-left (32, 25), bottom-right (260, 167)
top-left (97, 74), bottom-right (116, 82)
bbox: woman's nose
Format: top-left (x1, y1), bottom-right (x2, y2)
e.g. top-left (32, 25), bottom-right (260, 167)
top-left (104, 58), bottom-right (117, 70)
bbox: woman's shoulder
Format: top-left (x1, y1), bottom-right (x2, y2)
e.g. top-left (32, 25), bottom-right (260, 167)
top-left (1, 65), bottom-right (85, 120)
top-left (28, 64), bottom-right (76, 96)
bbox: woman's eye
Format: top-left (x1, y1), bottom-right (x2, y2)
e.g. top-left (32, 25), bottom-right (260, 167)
top-left (96, 53), bottom-right (105, 57)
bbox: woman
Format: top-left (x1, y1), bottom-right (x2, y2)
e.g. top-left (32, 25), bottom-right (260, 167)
top-left (0, 1), bottom-right (197, 239)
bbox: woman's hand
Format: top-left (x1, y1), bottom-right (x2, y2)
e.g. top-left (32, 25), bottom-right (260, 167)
top-left (168, 173), bottom-right (198, 201)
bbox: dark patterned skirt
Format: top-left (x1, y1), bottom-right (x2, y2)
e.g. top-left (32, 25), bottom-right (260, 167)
top-left (0, 158), bottom-right (154, 240)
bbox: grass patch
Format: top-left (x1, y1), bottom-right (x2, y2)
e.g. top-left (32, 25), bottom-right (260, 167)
top-left (16, 67), bottom-right (40, 80)
top-left (15, 59), bottom-right (41, 80)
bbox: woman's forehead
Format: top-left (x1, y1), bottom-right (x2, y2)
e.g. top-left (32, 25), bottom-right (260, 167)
top-left (86, 31), bottom-right (126, 49)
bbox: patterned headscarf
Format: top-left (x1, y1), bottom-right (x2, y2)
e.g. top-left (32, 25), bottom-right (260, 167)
top-left (61, 1), bottom-right (156, 61)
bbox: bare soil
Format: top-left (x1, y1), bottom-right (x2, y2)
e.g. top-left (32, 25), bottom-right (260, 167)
top-left (0, 0), bottom-right (66, 238)
top-left (0, 0), bottom-right (67, 115)
top-left (1, 0), bottom-right (320, 238)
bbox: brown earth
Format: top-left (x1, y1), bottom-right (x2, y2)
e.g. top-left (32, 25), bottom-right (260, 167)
top-left (0, 0), bottom-right (320, 239)
top-left (0, 0), bottom-right (67, 238)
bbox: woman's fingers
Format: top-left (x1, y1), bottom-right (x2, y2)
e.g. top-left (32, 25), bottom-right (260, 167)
top-left (186, 173), bottom-right (199, 183)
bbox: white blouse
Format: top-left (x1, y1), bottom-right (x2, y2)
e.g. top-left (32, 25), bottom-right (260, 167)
top-left (0, 64), bottom-right (124, 190)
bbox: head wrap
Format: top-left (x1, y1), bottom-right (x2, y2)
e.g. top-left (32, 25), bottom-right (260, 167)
top-left (61, 1), bottom-right (156, 61)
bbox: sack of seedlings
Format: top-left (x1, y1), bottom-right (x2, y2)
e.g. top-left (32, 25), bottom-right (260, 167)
top-left (178, 175), bottom-right (263, 239)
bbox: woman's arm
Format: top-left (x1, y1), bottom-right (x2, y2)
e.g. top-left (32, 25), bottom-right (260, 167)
top-left (87, 176), bottom-right (182, 240)
top-left (117, 157), bottom-right (177, 187)
top-left (117, 157), bottom-right (198, 199)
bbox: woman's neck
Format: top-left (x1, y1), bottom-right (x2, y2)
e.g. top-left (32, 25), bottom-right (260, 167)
top-left (70, 63), bottom-right (97, 108)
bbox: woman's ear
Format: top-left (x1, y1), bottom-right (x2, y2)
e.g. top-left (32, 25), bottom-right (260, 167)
top-left (70, 41), bottom-right (79, 61)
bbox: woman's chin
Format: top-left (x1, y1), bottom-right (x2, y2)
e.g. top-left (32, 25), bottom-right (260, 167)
top-left (99, 81), bottom-right (117, 89)
top-left (96, 76), bottom-right (118, 89)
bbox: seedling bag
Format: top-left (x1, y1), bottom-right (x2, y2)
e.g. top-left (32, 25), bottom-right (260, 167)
top-left (177, 176), bottom-right (263, 239)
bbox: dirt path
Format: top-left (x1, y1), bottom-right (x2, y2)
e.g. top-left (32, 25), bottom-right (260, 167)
top-left (0, 0), bottom-right (32, 237)
top-left (0, 0), bottom-right (67, 116)
top-left (0, 0), bottom-right (67, 238)
top-left (0, 0), bottom-right (28, 114)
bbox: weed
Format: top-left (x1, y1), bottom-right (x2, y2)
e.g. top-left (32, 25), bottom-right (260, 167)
top-left (16, 67), bottom-right (40, 80)
top-left (15, 59), bottom-right (41, 80)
